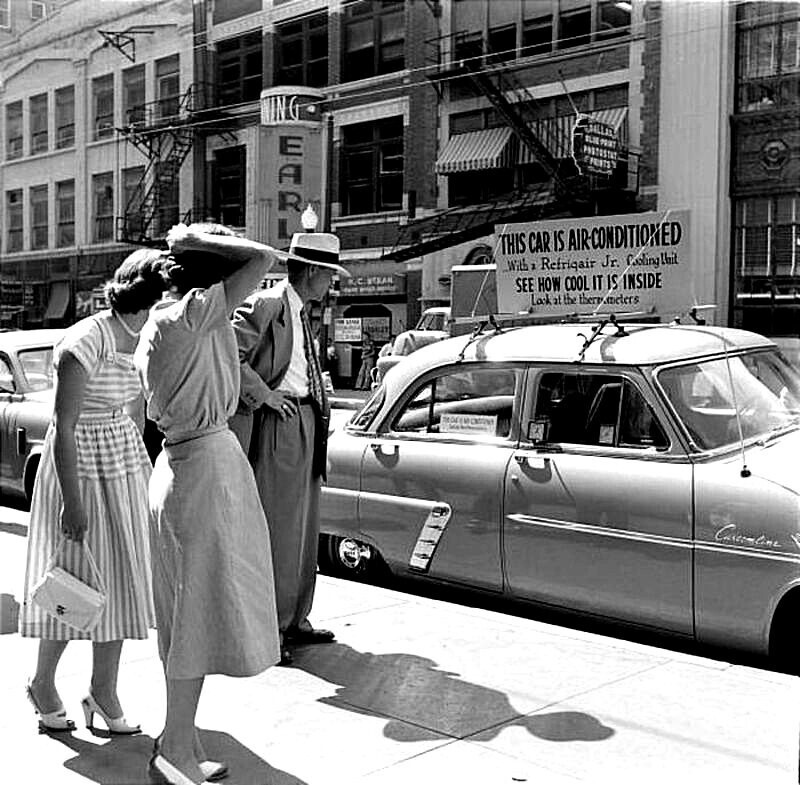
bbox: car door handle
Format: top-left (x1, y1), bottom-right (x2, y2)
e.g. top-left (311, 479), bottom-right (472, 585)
top-left (515, 454), bottom-right (549, 469)
top-left (370, 442), bottom-right (398, 455)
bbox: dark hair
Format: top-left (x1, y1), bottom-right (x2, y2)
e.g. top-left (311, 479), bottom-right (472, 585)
top-left (105, 247), bottom-right (167, 314)
top-left (160, 222), bottom-right (239, 295)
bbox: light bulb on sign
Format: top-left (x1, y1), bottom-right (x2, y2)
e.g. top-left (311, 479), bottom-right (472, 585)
top-left (301, 204), bottom-right (319, 232)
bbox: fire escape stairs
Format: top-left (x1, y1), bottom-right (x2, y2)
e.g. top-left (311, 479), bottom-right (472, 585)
top-left (385, 37), bottom-right (591, 263)
top-left (116, 85), bottom-right (198, 246)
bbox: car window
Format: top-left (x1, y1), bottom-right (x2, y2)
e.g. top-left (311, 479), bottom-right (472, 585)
top-left (348, 385), bottom-right (386, 431)
top-left (391, 366), bottom-right (521, 439)
top-left (18, 347), bottom-right (55, 392)
top-left (531, 371), bottom-right (668, 450)
top-left (657, 349), bottom-right (800, 449)
top-left (0, 356), bottom-right (15, 393)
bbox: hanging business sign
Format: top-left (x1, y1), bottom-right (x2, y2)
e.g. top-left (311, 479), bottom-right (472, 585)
top-left (494, 210), bottom-right (692, 318)
top-left (334, 317), bottom-right (362, 342)
top-left (572, 114), bottom-right (619, 175)
top-left (260, 87), bottom-right (324, 126)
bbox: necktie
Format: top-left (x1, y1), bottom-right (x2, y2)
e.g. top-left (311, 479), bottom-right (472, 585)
top-left (301, 307), bottom-right (327, 413)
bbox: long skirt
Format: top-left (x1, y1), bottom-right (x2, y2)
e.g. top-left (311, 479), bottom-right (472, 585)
top-left (149, 427), bottom-right (280, 679)
top-left (19, 411), bottom-right (154, 641)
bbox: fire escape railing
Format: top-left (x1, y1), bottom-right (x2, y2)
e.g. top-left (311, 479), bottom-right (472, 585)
top-left (116, 83), bottom-right (208, 246)
top-left (385, 33), bottom-right (638, 263)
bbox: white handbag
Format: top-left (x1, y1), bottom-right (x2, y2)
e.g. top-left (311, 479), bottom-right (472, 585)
top-left (31, 539), bottom-right (107, 633)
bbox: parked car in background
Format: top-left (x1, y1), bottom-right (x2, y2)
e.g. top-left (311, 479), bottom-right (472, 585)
top-left (372, 306), bottom-right (451, 386)
top-left (320, 320), bottom-right (800, 668)
top-left (0, 329), bottom-right (63, 504)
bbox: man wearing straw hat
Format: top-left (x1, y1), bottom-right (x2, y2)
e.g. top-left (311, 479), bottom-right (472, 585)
top-left (230, 231), bottom-right (349, 666)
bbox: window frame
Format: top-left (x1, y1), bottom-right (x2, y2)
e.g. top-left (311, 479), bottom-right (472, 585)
top-left (340, 116), bottom-right (404, 216)
top-left (156, 55), bottom-right (181, 120)
top-left (92, 172), bottom-right (114, 243)
top-left (6, 189), bottom-right (23, 253)
top-left (29, 93), bottom-right (48, 155)
top-left (215, 30), bottom-right (263, 107)
top-left (56, 179), bottom-right (75, 248)
top-left (55, 85), bottom-right (75, 149)
top-left (274, 12), bottom-right (328, 88)
top-left (122, 64), bottom-right (146, 127)
top-left (523, 366), bottom-right (671, 454)
top-left (382, 361), bottom-right (526, 445)
top-left (30, 0), bottom-right (45, 20)
top-left (30, 184), bottom-right (48, 250)
top-left (92, 74), bottom-right (115, 141)
top-left (342, 0), bottom-right (405, 83)
top-left (5, 101), bottom-right (23, 160)
top-left (0, 0), bottom-right (10, 28)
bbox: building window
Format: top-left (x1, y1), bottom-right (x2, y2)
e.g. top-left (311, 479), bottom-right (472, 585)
top-left (212, 0), bottom-right (260, 24)
top-left (557, 0), bottom-right (591, 49)
top-left (0, 0), bottom-right (9, 28)
top-left (30, 185), bottom-right (48, 250)
top-left (123, 64), bottom-right (146, 127)
top-left (736, 3), bottom-right (800, 112)
top-left (122, 166), bottom-right (146, 238)
top-left (30, 93), bottom-right (48, 154)
top-left (92, 172), bottom-right (114, 242)
top-left (216, 31), bottom-right (263, 106)
top-left (341, 117), bottom-right (404, 215)
top-left (522, 0), bottom-right (553, 56)
top-left (735, 195), bottom-right (800, 283)
top-left (212, 146), bottom-right (246, 227)
top-left (55, 85), bottom-right (75, 149)
top-left (156, 55), bottom-right (181, 120)
top-left (274, 13), bottom-right (329, 88)
top-left (6, 190), bottom-right (23, 252)
top-left (92, 74), bottom-right (114, 140)
top-left (342, 0), bottom-right (405, 82)
top-left (30, 1), bottom-right (45, 20)
top-left (5, 101), bottom-right (22, 159)
top-left (56, 179), bottom-right (75, 247)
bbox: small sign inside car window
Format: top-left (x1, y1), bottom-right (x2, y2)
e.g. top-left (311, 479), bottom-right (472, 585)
top-left (528, 418), bottom-right (549, 442)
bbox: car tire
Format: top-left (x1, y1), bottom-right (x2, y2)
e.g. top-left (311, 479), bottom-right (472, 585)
top-left (769, 591), bottom-right (800, 675)
top-left (319, 534), bottom-right (384, 581)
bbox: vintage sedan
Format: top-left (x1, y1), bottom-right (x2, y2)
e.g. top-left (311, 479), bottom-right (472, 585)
top-left (320, 320), bottom-right (800, 666)
top-left (0, 329), bottom-right (63, 503)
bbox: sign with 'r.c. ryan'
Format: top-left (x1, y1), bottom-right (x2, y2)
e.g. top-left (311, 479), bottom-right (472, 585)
top-left (494, 210), bottom-right (692, 318)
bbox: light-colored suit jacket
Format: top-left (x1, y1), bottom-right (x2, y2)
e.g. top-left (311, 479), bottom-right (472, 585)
top-left (229, 283), bottom-right (329, 478)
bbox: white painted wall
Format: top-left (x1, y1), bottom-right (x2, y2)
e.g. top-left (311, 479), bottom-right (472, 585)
top-left (657, 0), bottom-right (734, 324)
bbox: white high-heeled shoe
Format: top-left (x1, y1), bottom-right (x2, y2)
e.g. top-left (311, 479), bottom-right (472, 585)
top-left (150, 754), bottom-right (210, 785)
top-left (25, 682), bottom-right (75, 733)
top-left (80, 692), bottom-right (140, 735)
top-left (152, 736), bottom-right (228, 781)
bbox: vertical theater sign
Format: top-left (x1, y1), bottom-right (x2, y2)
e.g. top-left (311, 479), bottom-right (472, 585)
top-left (258, 86), bottom-right (325, 244)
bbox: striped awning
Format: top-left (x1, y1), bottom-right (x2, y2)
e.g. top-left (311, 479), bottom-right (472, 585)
top-left (519, 106), bottom-right (628, 165)
top-left (436, 126), bottom-right (516, 175)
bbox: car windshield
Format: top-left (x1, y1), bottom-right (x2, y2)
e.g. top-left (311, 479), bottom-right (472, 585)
top-left (657, 348), bottom-right (800, 450)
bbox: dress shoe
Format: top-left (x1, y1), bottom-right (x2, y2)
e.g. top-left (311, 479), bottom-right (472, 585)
top-left (81, 691), bottom-right (141, 734)
top-left (278, 647), bottom-right (294, 666)
top-left (286, 627), bottom-right (335, 644)
top-left (25, 682), bottom-right (75, 733)
top-left (153, 737), bottom-right (228, 781)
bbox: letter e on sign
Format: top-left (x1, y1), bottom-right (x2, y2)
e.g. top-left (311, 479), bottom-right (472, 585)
top-left (279, 136), bottom-right (303, 156)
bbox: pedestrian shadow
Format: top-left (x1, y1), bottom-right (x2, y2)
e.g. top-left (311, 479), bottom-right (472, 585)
top-left (48, 729), bottom-right (307, 785)
top-left (290, 642), bottom-right (614, 744)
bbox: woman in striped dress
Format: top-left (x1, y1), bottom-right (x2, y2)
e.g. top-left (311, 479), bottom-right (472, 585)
top-left (19, 248), bottom-right (165, 734)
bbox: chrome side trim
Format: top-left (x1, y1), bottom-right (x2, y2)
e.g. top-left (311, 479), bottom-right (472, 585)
top-left (506, 513), bottom-right (800, 562)
top-left (409, 503), bottom-right (453, 572)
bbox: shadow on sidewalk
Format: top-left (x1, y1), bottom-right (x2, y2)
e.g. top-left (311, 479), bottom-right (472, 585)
top-left (48, 729), bottom-right (307, 785)
top-left (290, 642), bottom-right (614, 744)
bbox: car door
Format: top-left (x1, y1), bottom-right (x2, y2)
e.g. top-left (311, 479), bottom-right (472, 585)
top-left (502, 367), bottom-right (694, 634)
top-left (358, 363), bottom-right (525, 590)
top-left (0, 352), bottom-right (24, 494)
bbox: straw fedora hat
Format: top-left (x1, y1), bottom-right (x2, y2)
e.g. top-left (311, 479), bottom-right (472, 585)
top-left (276, 232), bottom-right (350, 277)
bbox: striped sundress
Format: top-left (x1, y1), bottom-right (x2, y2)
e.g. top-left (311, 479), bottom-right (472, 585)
top-left (19, 312), bottom-right (155, 642)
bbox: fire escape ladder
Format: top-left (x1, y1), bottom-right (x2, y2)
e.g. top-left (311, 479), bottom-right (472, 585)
top-left (117, 85), bottom-right (197, 245)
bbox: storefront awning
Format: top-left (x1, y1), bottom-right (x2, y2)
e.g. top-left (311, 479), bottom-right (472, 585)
top-left (436, 126), bottom-right (516, 175)
top-left (519, 107), bottom-right (629, 164)
top-left (44, 281), bottom-right (71, 319)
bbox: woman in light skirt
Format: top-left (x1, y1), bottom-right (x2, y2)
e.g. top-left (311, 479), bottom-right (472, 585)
top-left (20, 249), bottom-right (165, 734)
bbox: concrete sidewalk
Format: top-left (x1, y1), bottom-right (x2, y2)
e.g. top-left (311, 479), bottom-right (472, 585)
top-left (1, 503), bottom-right (797, 784)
